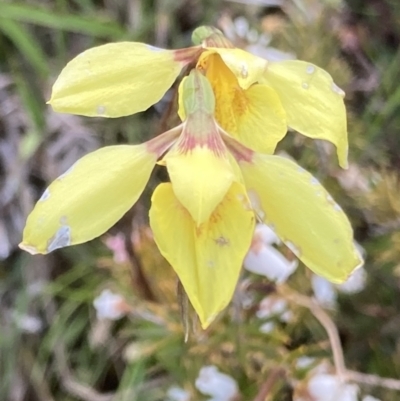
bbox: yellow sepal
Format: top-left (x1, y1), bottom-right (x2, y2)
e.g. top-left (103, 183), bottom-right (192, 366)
top-left (20, 145), bottom-right (157, 254)
top-left (49, 42), bottom-right (185, 118)
top-left (164, 146), bottom-right (234, 226)
top-left (239, 154), bottom-right (363, 283)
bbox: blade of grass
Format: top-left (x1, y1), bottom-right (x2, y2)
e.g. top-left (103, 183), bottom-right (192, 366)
top-left (1, 3), bottom-right (126, 39)
top-left (0, 17), bottom-right (49, 77)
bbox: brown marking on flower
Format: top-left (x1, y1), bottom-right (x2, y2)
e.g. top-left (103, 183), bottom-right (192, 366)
top-left (146, 125), bottom-right (182, 157)
top-left (214, 236), bottom-right (230, 247)
top-left (221, 132), bottom-right (254, 163)
top-left (176, 116), bottom-right (227, 157)
top-left (173, 46), bottom-right (203, 65)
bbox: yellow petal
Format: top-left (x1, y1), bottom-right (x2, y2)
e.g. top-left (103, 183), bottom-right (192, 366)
top-left (164, 143), bottom-right (234, 226)
top-left (20, 145), bottom-right (157, 254)
top-left (204, 48), bottom-right (267, 89)
top-left (239, 154), bottom-right (363, 283)
top-left (149, 182), bottom-right (255, 328)
top-left (197, 53), bottom-right (286, 154)
top-left (233, 84), bottom-right (287, 154)
top-left (262, 60), bottom-right (348, 168)
top-left (49, 42), bottom-right (196, 118)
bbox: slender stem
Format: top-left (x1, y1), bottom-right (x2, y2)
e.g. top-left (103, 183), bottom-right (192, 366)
top-left (252, 368), bottom-right (286, 401)
top-left (278, 285), bottom-right (347, 379)
top-left (346, 371), bottom-right (400, 391)
top-left (278, 284), bottom-right (400, 391)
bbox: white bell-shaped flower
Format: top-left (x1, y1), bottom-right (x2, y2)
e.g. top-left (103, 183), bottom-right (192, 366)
top-left (311, 275), bottom-right (337, 309)
top-left (195, 365), bottom-right (238, 401)
top-left (362, 396), bottom-right (381, 401)
top-left (244, 224), bottom-right (297, 283)
top-left (166, 385), bottom-right (191, 401)
top-left (93, 289), bottom-right (130, 320)
top-left (338, 267), bottom-right (367, 294)
top-left (307, 373), bottom-right (359, 401)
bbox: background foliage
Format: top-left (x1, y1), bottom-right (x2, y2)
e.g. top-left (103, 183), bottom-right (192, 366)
top-left (1, 0), bottom-right (400, 400)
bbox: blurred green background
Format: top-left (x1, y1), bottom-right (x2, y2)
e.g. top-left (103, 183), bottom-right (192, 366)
top-left (1, 0), bottom-right (400, 400)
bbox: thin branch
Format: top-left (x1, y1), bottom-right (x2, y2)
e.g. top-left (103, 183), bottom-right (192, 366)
top-left (252, 368), bottom-right (286, 401)
top-left (278, 285), bottom-right (347, 379)
top-left (346, 371), bottom-right (400, 391)
top-left (278, 284), bottom-right (400, 392)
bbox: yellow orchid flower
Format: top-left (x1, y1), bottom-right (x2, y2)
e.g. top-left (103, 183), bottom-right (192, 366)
top-left (48, 26), bottom-right (349, 168)
top-left (20, 69), bottom-right (362, 329)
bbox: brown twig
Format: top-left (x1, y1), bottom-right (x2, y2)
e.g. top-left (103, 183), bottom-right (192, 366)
top-left (278, 284), bottom-right (400, 391)
top-left (252, 368), bottom-right (286, 401)
top-left (278, 285), bottom-right (347, 379)
top-left (346, 371), bottom-right (400, 391)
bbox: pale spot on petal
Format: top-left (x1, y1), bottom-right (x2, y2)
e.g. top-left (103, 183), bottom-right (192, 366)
top-left (57, 165), bottom-right (74, 180)
top-left (331, 82), bottom-right (345, 97)
top-left (39, 188), bottom-right (50, 201)
top-left (146, 44), bottom-right (164, 52)
top-left (306, 65), bottom-right (315, 74)
top-left (302, 82), bottom-right (309, 89)
top-left (47, 226), bottom-right (71, 252)
top-left (241, 63), bottom-right (248, 78)
top-left (96, 105), bottom-right (106, 115)
top-left (236, 193), bottom-right (253, 212)
top-left (333, 203), bottom-right (342, 212)
top-left (247, 189), bottom-right (265, 220)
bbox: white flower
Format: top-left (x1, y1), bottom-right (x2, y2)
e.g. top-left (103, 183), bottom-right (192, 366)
top-left (362, 396), bottom-right (381, 401)
top-left (93, 289), bottom-right (130, 320)
top-left (255, 223), bottom-right (281, 245)
top-left (311, 267), bottom-right (367, 309)
top-left (296, 356), bottom-right (316, 370)
top-left (256, 295), bottom-right (293, 334)
top-left (312, 266), bottom-right (367, 309)
top-left (195, 365), bottom-right (238, 401)
top-left (166, 386), bottom-right (191, 401)
top-left (246, 44), bottom-right (296, 62)
top-left (13, 312), bottom-right (42, 333)
top-left (311, 274), bottom-right (337, 309)
top-left (244, 224), bottom-right (297, 283)
top-left (259, 321), bottom-right (276, 334)
top-left (257, 296), bottom-right (292, 321)
top-left (104, 233), bottom-right (129, 264)
top-left (338, 266), bottom-right (367, 294)
top-left (224, 15), bottom-right (295, 62)
top-left (307, 373), bottom-right (359, 401)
